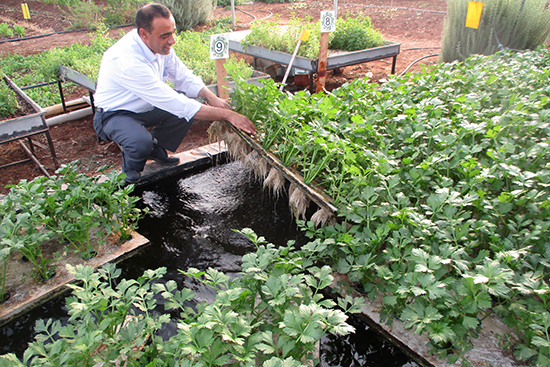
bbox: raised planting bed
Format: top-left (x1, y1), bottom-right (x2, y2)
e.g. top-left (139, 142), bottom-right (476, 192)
top-left (221, 50), bottom-right (550, 365)
top-left (0, 231), bottom-right (149, 326)
top-left (0, 164), bottom-right (149, 326)
top-left (224, 29), bottom-right (401, 75)
top-left (0, 76), bottom-right (58, 175)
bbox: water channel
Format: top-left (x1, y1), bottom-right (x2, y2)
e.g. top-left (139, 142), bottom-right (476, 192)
top-left (1, 160), bottom-right (420, 366)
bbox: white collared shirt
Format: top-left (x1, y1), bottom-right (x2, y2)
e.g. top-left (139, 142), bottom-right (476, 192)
top-left (94, 29), bottom-right (205, 120)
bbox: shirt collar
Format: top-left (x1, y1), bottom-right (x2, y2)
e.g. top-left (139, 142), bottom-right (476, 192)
top-left (132, 29), bottom-right (158, 63)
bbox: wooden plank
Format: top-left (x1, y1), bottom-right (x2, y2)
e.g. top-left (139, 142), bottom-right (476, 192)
top-left (215, 58), bottom-right (229, 100)
top-left (316, 32), bottom-right (330, 93)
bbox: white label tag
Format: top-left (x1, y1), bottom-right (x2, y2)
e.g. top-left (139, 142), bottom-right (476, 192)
top-left (320, 11), bottom-right (336, 33)
top-left (210, 34), bottom-right (229, 59)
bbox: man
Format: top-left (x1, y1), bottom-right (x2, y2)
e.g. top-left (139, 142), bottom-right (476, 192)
top-left (93, 3), bottom-right (256, 183)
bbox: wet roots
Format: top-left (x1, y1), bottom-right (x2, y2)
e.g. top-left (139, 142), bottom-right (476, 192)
top-left (244, 150), bottom-right (270, 181)
top-left (207, 120), bottom-right (230, 143)
top-left (289, 183), bottom-right (310, 220)
top-left (263, 167), bottom-right (286, 198)
top-left (225, 132), bottom-right (251, 162)
top-left (311, 207), bottom-right (336, 227)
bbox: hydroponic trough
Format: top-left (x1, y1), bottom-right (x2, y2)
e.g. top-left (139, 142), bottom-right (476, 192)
top-left (225, 131), bottom-right (520, 367)
top-left (224, 29), bottom-right (401, 83)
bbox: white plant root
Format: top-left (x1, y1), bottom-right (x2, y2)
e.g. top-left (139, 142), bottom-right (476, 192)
top-left (263, 167), bottom-right (286, 198)
top-left (311, 207), bottom-right (336, 228)
top-left (245, 150), bottom-right (270, 181)
top-left (224, 132), bottom-right (251, 162)
top-left (207, 120), bottom-right (230, 143)
top-left (289, 184), bottom-right (310, 220)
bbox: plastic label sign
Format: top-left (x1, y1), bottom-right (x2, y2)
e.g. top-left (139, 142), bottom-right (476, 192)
top-left (320, 11), bottom-right (336, 33)
top-left (465, 1), bottom-right (483, 29)
top-left (299, 29), bottom-right (311, 42)
top-left (210, 34), bottom-right (229, 59)
top-left (21, 3), bottom-right (30, 19)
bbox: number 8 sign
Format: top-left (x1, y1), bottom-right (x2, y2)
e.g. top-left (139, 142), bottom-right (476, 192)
top-left (320, 11), bottom-right (336, 33)
top-left (210, 35), bottom-right (229, 59)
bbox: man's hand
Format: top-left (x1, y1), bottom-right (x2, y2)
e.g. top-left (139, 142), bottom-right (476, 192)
top-left (193, 89), bottom-right (257, 136)
top-left (226, 111), bottom-right (256, 136)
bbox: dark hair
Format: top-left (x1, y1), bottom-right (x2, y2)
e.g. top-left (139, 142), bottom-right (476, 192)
top-left (135, 3), bottom-right (172, 34)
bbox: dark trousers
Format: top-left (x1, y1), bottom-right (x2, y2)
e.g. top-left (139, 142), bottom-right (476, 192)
top-left (93, 107), bottom-right (192, 173)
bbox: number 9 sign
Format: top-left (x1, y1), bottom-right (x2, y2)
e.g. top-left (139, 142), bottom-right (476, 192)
top-left (210, 35), bottom-right (229, 59)
top-left (320, 11), bottom-right (336, 33)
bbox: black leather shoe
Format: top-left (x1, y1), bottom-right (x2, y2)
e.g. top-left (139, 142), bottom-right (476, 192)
top-left (148, 146), bottom-right (180, 165)
top-left (123, 170), bottom-right (141, 184)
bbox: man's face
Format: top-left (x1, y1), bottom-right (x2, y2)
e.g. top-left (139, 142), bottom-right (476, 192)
top-left (140, 15), bottom-right (177, 55)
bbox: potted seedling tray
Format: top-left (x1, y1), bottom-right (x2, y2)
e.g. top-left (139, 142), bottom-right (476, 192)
top-left (224, 30), bottom-right (401, 74)
top-left (0, 76), bottom-right (58, 174)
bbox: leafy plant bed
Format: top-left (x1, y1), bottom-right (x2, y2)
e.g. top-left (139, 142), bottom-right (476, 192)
top-left (228, 16), bottom-right (399, 75)
top-left (223, 48), bottom-right (550, 365)
top-left (332, 272), bottom-right (519, 366)
top-left (0, 162), bottom-right (148, 325)
top-left (0, 230), bottom-right (148, 326)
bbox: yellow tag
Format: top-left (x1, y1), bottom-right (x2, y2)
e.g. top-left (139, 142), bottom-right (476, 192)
top-left (465, 1), bottom-right (483, 29)
top-left (21, 3), bottom-right (30, 19)
top-left (299, 29), bottom-right (311, 42)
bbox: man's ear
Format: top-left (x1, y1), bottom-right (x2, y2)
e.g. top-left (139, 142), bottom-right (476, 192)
top-left (138, 28), bottom-right (149, 41)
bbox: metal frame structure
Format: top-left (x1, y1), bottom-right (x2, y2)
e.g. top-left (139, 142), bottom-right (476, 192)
top-left (0, 76), bottom-right (58, 177)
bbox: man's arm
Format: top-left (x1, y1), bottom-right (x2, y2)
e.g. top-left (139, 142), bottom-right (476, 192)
top-left (194, 86), bottom-right (256, 135)
top-left (198, 86), bottom-right (230, 109)
top-left (193, 103), bottom-right (256, 136)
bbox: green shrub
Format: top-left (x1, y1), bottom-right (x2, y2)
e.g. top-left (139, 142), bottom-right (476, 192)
top-left (0, 23), bottom-right (14, 37)
top-left (0, 75), bottom-right (20, 119)
top-left (441, 0), bottom-right (550, 62)
top-left (157, 0), bottom-right (217, 31)
top-left (330, 14), bottom-right (385, 51)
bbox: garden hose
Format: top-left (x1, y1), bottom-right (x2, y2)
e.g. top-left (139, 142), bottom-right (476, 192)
top-left (0, 23), bottom-right (132, 45)
top-left (398, 54), bottom-right (440, 76)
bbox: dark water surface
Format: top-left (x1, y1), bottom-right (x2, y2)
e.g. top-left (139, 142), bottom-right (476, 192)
top-left (0, 161), bottom-right (419, 366)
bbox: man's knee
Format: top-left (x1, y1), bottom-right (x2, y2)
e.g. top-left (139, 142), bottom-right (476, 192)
top-left (127, 136), bottom-right (154, 158)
